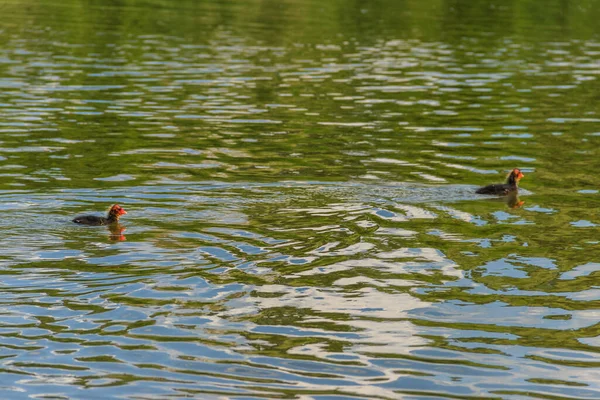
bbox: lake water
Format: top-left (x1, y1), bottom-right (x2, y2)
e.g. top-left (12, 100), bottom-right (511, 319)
top-left (1, 0), bottom-right (600, 398)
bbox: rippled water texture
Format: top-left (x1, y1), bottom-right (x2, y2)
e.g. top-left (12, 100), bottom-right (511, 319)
top-left (1, 0), bottom-right (600, 398)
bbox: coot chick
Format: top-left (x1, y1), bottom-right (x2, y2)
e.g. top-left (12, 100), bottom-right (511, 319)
top-left (73, 204), bottom-right (127, 225)
top-left (476, 169), bottom-right (524, 195)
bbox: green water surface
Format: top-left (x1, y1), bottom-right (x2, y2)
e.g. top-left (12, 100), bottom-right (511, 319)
top-left (1, 0), bottom-right (600, 399)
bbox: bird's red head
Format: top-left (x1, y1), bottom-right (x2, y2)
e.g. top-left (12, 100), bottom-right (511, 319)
top-left (110, 204), bottom-right (127, 216)
top-left (512, 169), bottom-right (524, 181)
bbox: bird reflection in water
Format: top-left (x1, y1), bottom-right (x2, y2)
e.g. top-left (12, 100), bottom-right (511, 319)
top-left (108, 223), bottom-right (126, 241)
top-left (482, 192), bottom-right (524, 209)
top-left (506, 192), bottom-right (524, 209)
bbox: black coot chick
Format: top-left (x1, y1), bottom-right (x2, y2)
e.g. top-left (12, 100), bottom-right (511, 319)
top-left (73, 204), bottom-right (127, 225)
top-left (476, 169), bottom-right (524, 195)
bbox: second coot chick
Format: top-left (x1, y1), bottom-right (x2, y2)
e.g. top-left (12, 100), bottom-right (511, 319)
top-left (73, 204), bottom-right (127, 225)
top-left (476, 169), bottom-right (524, 195)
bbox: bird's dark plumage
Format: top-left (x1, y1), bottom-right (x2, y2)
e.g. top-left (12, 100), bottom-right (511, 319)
top-left (476, 169), bottom-right (524, 195)
top-left (73, 204), bottom-right (127, 225)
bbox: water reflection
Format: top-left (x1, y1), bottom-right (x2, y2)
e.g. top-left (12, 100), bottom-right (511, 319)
top-left (1, 0), bottom-right (600, 398)
top-left (108, 223), bottom-right (126, 241)
top-left (506, 192), bottom-right (525, 209)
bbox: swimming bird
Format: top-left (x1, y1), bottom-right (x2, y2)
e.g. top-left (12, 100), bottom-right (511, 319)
top-left (476, 169), bottom-right (524, 195)
top-left (73, 204), bottom-right (127, 225)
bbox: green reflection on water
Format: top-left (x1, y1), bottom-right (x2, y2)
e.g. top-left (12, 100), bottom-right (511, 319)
top-left (2, 0), bottom-right (600, 398)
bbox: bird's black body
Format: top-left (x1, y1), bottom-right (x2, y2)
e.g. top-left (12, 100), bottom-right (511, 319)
top-left (72, 215), bottom-right (113, 225)
top-left (476, 183), bottom-right (516, 195)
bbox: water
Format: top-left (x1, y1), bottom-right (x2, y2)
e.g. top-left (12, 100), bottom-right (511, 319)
top-left (1, 0), bottom-right (600, 398)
